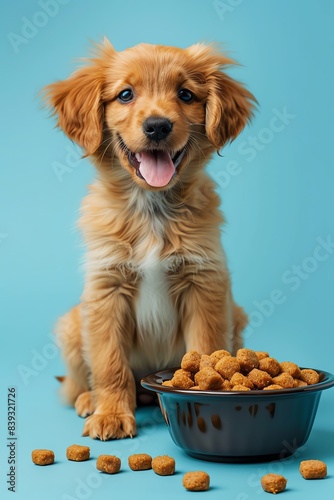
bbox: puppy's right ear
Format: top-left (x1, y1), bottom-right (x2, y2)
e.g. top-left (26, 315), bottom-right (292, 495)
top-left (43, 39), bottom-right (115, 156)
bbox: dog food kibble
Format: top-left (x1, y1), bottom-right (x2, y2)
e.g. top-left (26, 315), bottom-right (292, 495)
top-left (255, 351), bottom-right (269, 360)
top-left (299, 460), bottom-right (327, 479)
top-left (66, 444), bottom-right (90, 462)
top-left (200, 354), bottom-right (215, 370)
top-left (210, 349), bottom-right (231, 363)
top-left (221, 379), bottom-right (232, 390)
top-left (96, 455), bottom-right (121, 474)
top-left (215, 356), bottom-right (240, 379)
top-left (293, 378), bottom-right (307, 388)
top-left (261, 473), bottom-right (287, 494)
top-left (128, 453), bottom-right (152, 471)
top-left (272, 373), bottom-right (295, 388)
top-left (232, 384), bottom-right (251, 391)
top-left (152, 455), bottom-right (175, 476)
top-left (194, 367), bottom-right (223, 390)
top-left (32, 449), bottom-right (55, 466)
top-left (182, 471), bottom-right (210, 491)
top-left (162, 348), bottom-right (320, 391)
top-left (181, 351), bottom-right (201, 373)
top-left (248, 368), bottom-right (272, 389)
top-left (170, 369), bottom-right (194, 389)
top-left (280, 361), bottom-right (301, 378)
top-left (230, 372), bottom-right (254, 389)
top-left (259, 357), bottom-right (281, 377)
top-left (236, 348), bottom-right (259, 372)
top-left (162, 380), bottom-right (174, 387)
top-left (300, 369), bottom-right (320, 385)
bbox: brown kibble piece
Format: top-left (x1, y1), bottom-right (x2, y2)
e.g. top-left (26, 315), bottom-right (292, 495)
top-left (170, 376), bottom-right (194, 389)
top-left (256, 351), bottom-right (269, 360)
top-left (215, 356), bottom-right (240, 380)
top-left (259, 357), bottom-right (281, 377)
top-left (96, 455), bottom-right (121, 474)
top-left (32, 449), bottom-right (54, 466)
top-left (280, 361), bottom-right (301, 378)
top-left (261, 473), bottom-right (287, 494)
top-left (182, 471), bottom-right (210, 491)
top-left (272, 373), bottom-right (295, 388)
top-left (181, 351), bottom-right (201, 373)
top-left (230, 372), bottom-right (254, 389)
top-left (248, 368), bottom-right (272, 389)
top-left (293, 378), bottom-right (307, 388)
top-left (299, 459), bottom-right (327, 479)
top-left (152, 455), bottom-right (175, 476)
top-left (300, 369), bottom-right (320, 385)
top-left (221, 379), bottom-right (232, 390)
top-left (199, 354), bottom-right (215, 370)
top-left (236, 348), bottom-right (259, 372)
top-left (128, 453), bottom-right (152, 471)
top-left (66, 444), bottom-right (90, 462)
top-left (194, 367), bottom-right (223, 390)
top-left (171, 369), bottom-right (194, 389)
top-left (162, 380), bottom-right (173, 387)
top-left (263, 384), bottom-right (284, 391)
top-left (232, 384), bottom-right (251, 391)
top-left (210, 349), bottom-right (231, 363)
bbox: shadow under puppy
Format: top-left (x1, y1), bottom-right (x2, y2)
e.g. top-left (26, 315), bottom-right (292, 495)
top-left (43, 39), bottom-right (256, 440)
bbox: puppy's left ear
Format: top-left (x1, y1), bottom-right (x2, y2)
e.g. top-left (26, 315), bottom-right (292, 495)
top-left (205, 68), bottom-right (256, 150)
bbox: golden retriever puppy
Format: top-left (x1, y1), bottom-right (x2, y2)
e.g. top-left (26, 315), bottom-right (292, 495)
top-left (44, 39), bottom-right (255, 440)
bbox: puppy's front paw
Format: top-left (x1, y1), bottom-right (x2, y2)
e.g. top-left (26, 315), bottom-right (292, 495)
top-left (82, 413), bottom-right (136, 440)
top-left (75, 391), bottom-right (95, 418)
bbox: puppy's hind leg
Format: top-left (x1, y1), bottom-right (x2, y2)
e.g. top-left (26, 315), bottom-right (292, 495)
top-left (55, 305), bottom-right (93, 415)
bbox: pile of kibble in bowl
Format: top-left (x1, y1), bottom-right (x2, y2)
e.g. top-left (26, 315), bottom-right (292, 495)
top-left (162, 348), bottom-right (320, 391)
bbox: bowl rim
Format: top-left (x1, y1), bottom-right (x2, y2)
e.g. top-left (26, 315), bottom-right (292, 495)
top-left (141, 367), bottom-right (334, 397)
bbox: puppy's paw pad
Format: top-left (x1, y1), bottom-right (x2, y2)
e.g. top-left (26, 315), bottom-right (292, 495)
top-left (75, 392), bottom-right (95, 417)
top-left (82, 413), bottom-right (136, 440)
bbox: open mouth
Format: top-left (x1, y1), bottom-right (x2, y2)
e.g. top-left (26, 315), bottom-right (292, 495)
top-left (118, 136), bottom-right (187, 187)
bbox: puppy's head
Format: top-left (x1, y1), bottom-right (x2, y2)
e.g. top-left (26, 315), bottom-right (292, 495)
top-left (44, 39), bottom-right (256, 190)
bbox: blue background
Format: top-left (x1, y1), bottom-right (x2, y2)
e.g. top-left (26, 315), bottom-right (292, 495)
top-left (1, 0), bottom-right (333, 498)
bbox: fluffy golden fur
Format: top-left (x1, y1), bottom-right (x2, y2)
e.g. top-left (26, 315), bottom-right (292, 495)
top-left (44, 39), bottom-right (256, 440)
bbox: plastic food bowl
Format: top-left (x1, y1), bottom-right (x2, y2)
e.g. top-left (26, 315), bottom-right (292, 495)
top-left (141, 368), bottom-right (334, 463)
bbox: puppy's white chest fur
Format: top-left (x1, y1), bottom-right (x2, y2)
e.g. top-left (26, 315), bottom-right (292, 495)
top-left (135, 245), bottom-right (177, 348)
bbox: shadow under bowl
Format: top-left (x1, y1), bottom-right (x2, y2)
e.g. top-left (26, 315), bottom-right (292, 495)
top-left (141, 368), bottom-right (334, 463)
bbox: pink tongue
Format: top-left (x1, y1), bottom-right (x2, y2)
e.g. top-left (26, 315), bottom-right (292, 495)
top-left (136, 151), bottom-right (175, 187)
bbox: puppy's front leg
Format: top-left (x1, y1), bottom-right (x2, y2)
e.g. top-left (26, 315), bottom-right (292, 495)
top-left (82, 272), bottom-right (137, 440)
top-left (173, 263), bottom-right (235, 354)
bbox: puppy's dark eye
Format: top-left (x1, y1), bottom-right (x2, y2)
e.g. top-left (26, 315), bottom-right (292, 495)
top-left (178, 88), bottom-right (194, 103)
top-left (118, 89), bottom-right (134, 103)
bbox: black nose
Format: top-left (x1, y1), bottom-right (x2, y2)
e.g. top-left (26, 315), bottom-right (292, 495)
top-left (143, 117), bottom-right (173, 142)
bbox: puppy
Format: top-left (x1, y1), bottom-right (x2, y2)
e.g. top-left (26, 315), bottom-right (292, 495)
top-left (44, 39), bottom-right (256, 440)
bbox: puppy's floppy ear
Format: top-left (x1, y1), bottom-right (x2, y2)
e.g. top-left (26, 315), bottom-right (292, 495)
top-left (205, 69), bottom-right (256, 149)
top-left (186, 44), bottom-right (256, 150)
top-left (43, 38), bottom-right (115, 156)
